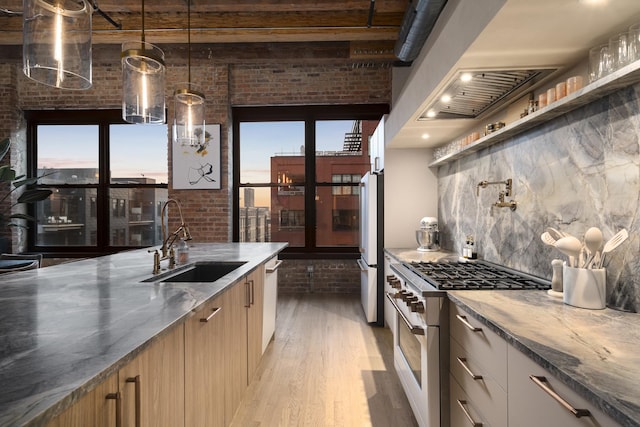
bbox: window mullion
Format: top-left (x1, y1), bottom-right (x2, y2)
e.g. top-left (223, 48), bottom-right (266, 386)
top-left (305, 118), bottom-right (316, 249)
top-left (97, 122), bottom-right (110, 249)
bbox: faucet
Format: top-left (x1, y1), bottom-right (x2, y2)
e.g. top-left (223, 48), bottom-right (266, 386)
top-left (476, 178), bottom-right (517, 211)
top-left (159, 199), bottom-right (192, 265)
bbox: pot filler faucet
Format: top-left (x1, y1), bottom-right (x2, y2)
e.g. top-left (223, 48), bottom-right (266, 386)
top-left (476, 178), bottom-right (517, 211)
top-left (150, 199), bottom-right (193, 274)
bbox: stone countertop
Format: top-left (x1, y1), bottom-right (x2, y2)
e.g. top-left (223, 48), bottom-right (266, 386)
top-left (0, 242), bottom-right (287, 427)
top-left (386, 247), bottom-right (640, 427)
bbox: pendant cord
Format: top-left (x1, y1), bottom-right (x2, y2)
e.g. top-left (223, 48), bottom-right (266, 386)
top-left (141, 0), bottom-right (145, 43)
top-left (187, 0), bottom-right (192, 84)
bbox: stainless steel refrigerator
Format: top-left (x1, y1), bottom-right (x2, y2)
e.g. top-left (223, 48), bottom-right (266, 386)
top-left (357, 171), bottom-right (384, 325)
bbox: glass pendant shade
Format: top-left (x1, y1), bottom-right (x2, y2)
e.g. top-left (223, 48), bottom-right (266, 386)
top-left (173, 83), bottom-right (206, 147)
top-left (121, 41), bottom-right (166, 124)
top-left (22, 0), bottom-right (93, 90)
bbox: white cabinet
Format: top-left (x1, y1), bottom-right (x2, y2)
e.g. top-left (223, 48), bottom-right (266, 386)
top-left (383, 254), bottom-right (396, 330)
top-left (263, 256), bottom-right (282, 353)
top-left (449, 304), bottom-right (507, 427)
top-left (507, 345), bottom-right (619, 427)
top-left (369, 115), bottom-right (386, 172)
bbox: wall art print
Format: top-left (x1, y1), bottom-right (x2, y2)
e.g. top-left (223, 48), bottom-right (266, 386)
top-left (172, 124), bottom-right (221, 190)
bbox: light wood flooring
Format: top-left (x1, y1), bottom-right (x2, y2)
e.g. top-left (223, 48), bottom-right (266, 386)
top-left (230, 293), bottom-right (418, 427)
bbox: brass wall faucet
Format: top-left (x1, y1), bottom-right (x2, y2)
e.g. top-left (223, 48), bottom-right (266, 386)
top-left (476, 178), bottom-right (517, 211)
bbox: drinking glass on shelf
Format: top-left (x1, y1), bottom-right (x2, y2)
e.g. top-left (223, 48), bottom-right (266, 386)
top-left (588, 45), bottom-right (604, 82)
top-left (598, 44), bottom-right (613, 78)
top-left (629, 23), bottom-right (640, 63)
top-left (609, 33), bottom-right (630, 70)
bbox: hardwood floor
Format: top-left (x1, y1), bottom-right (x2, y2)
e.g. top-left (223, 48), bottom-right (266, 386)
top-left (230, 293), bottom-right (418, 427)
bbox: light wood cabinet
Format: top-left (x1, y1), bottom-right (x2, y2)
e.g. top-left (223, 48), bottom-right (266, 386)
top-left (224, 279), bottom-right (249, 426)
top-left (507, 345), bottom-right (619, 427)
top-left (185, 293), bottom-right (225, 427)
top-left (45, 372), bottom-right (119, 427)
top-left (119, 323), bottom-right (185, 427)
top-left (247, 265), bottom-right (264, 381)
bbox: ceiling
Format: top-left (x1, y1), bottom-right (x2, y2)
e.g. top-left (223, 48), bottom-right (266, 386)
top-left (3, 0), bottom-right (640, 150)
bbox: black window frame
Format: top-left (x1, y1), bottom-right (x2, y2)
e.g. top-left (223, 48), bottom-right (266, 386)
top-left (232, 104), bottom-right (389, 259)
top-left (25, 109), bottom-right (168, 257)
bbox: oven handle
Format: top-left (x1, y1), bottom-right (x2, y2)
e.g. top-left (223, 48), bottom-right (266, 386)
top-left (385, 293), bottom-right (425, 335)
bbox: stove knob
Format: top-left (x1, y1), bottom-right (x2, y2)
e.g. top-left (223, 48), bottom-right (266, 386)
top-left (386, 275), bottom-right (395, 281)
top-left (410, 301), bottom-right (425, 313)
top-left (390, 279), bottom-right (401, 289)
top-left (392, 290), bottom-right (407, 299)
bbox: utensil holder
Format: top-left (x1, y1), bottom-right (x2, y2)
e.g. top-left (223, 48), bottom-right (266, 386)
top-left (562, 265), bottom-right (606, 309)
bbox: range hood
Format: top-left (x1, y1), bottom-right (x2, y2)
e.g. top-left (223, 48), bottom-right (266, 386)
top-left (418, 68), bottom-right (557, 121)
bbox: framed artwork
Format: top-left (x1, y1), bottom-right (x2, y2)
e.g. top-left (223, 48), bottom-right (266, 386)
top-left (172, 124), bottom-right (221, 190)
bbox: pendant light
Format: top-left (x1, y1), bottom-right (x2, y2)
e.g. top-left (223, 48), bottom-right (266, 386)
top-left (122, 0), bottom-right (166, 124)
top-left (23, 0), bottom-right (93, 90)
top-left (173, 0), bottom-right (205, 146)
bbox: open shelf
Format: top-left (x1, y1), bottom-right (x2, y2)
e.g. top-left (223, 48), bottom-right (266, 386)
top-left (429, 59), bottom-right (640, 168)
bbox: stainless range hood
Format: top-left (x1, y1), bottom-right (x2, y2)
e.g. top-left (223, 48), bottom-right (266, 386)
top-left (419, 68), bottom-right (557, 121)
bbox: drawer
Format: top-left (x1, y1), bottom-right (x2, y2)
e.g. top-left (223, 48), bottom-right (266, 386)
top-left (450, 303), bottom-right (507, 388)
top-left (450, 338), bottom-right (507, 427)
top-left (507, 345), bottom-right (620, 427)
top-left (450, 373), bottom-right (494, 427)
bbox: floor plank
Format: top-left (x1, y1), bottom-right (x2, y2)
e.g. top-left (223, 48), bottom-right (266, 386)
top-left (230, 294), bottom-right (419, 427)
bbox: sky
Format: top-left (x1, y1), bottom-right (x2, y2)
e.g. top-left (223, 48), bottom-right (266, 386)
top-left (37, 119), bottom-right (355, 207)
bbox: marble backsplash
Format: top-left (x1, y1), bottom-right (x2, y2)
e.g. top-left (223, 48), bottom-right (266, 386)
top-left (437, 83), bottom-right (640, 313)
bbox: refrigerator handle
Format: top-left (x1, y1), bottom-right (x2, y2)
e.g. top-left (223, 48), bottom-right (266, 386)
top-left (356, 258), bottom-right (368, 272)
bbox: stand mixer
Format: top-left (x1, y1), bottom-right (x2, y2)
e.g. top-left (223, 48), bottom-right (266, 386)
top-left (416, 217), bottom-right (440, 252)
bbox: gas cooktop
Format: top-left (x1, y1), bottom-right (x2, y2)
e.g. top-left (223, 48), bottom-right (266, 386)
top-left (403, 260), bottom-right (551, 291)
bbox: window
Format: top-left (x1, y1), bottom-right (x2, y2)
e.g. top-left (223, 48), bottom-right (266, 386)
top-left (26, 110), bottom-right (168, 255)
top-left (233, 105), bottom-right (388, 257)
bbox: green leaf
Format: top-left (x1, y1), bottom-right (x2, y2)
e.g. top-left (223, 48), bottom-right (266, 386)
top-left (0, 165), bottom-right (16, 182)
top-left (17, 189), bottom-right (52, 203)
top-left (0, 138), bottom-right (9, 162)
top-left (13, 176), bottom-right (39, 188)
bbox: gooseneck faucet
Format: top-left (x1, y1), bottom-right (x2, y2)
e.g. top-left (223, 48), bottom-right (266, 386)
top-left (160, 198), bottom-right (192, 259)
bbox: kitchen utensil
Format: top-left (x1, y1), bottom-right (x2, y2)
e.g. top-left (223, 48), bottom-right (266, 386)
top-left (546, 227), bottom-right (568, 240)
top-left (583, 227), bottom-right (603, 268)
top-left (540, 231), bottom-right (557, 246)
top-left (555, 236), bottom-right (582, 268)
top-left (597, 229), bottom-right (629, 268)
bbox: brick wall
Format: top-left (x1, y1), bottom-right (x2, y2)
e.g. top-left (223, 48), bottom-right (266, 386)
top-left (278, 259), bottom-right (360, 294)
top-left (1, 43), bottom-right (390, 292)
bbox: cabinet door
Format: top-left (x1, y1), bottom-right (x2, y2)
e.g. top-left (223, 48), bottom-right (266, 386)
top-left (120, 324), bottom-right (185, 427)
top-left (185, 293), bottom-right (225, 427)
top-left (224, 279), bottom-right (249, 426)
top-left (45, 372), bottom-right (119, 427)
top-left (247, 265), bottom-right (265, 381)
top-left (507, 345), bottom-right (619, 427)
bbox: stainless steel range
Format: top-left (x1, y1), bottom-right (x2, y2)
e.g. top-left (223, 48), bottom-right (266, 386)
top-left (386, 259), bottom-right (550, 427)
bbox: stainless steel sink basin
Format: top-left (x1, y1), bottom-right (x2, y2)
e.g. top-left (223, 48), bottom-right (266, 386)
top-left (144, 261), bottom-right (247, 283)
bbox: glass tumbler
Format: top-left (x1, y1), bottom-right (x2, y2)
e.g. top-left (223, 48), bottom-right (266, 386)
top-left (610, 33), bottom-right (631, 69)
top-left (588, 45), bottom-right (604, 82)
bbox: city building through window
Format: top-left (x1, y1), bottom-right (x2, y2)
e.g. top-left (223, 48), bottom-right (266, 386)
top-left (26, 110), bottom-right (168, 255)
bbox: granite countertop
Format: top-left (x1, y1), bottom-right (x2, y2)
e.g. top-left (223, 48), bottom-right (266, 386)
top-left (385, 248), bottom-right (640, 427)
top-left (0, 242), bottom-right (287, 427)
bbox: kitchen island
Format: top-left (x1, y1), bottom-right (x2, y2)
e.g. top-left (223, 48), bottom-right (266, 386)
top-left (0, 242), bottom-right (287, 427)
top-left (386, 248), bottom-right (640, 427)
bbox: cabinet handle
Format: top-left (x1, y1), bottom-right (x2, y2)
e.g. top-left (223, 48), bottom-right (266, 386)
top-left (529, 375), bottom-right (591, 418)
top-left (105, 392), bottom-right (122, 427)
top-left (245, 281), bottom-right (251, 308)
top-left (457, 357), bottom-right (483, 380)
top-left (126, 375), bottom-right (141, 427)
top-left (374, 156), bottom-right (380, 170)
top-left (456, 314), bottom-right (482, 332)
top-left (266, 259), bottom-right (283, 273)
top-left (200, 306), bottom-right (222, 322)
top-left (249, 279), bottom-right (255, 305)
top-left (457, 400), bottom-right (483, 427)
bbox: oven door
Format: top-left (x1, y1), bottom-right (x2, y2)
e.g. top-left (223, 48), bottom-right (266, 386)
top-left (386, 293), bottom-right (441, 427)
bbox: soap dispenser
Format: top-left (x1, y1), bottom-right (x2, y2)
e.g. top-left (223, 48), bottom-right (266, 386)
top-left (177, 238), bottom-right (189, 265)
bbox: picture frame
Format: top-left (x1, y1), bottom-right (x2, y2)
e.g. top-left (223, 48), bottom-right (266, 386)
top-left (172, 123), bottom-right (221, 190)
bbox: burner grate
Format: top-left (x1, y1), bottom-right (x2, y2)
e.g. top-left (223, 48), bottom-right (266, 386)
top-left (404, 261), bottom-right (550, 290)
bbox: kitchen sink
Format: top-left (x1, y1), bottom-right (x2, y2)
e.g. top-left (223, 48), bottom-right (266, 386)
top-left (143, 261), bottom-right (247, 283)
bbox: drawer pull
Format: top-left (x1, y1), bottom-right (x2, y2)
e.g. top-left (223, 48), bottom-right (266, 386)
top-left (105, 392), bottom-right (122, 427)
top-left (125, 375), bottom-right (141, 427)
top-left (456, 314), bottom-right (482, 332)
top-left (457, 399), bottom-right (483, 427)
top-left (457, 357), bottom-right (483, 380)
top-left (529, 375), bottom-right (591, 418)
top-left (200, 306), bottom-right (222, 322)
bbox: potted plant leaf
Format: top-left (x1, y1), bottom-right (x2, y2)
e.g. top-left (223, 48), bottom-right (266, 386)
top-left (0, 137), bottom-right (52, 230)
